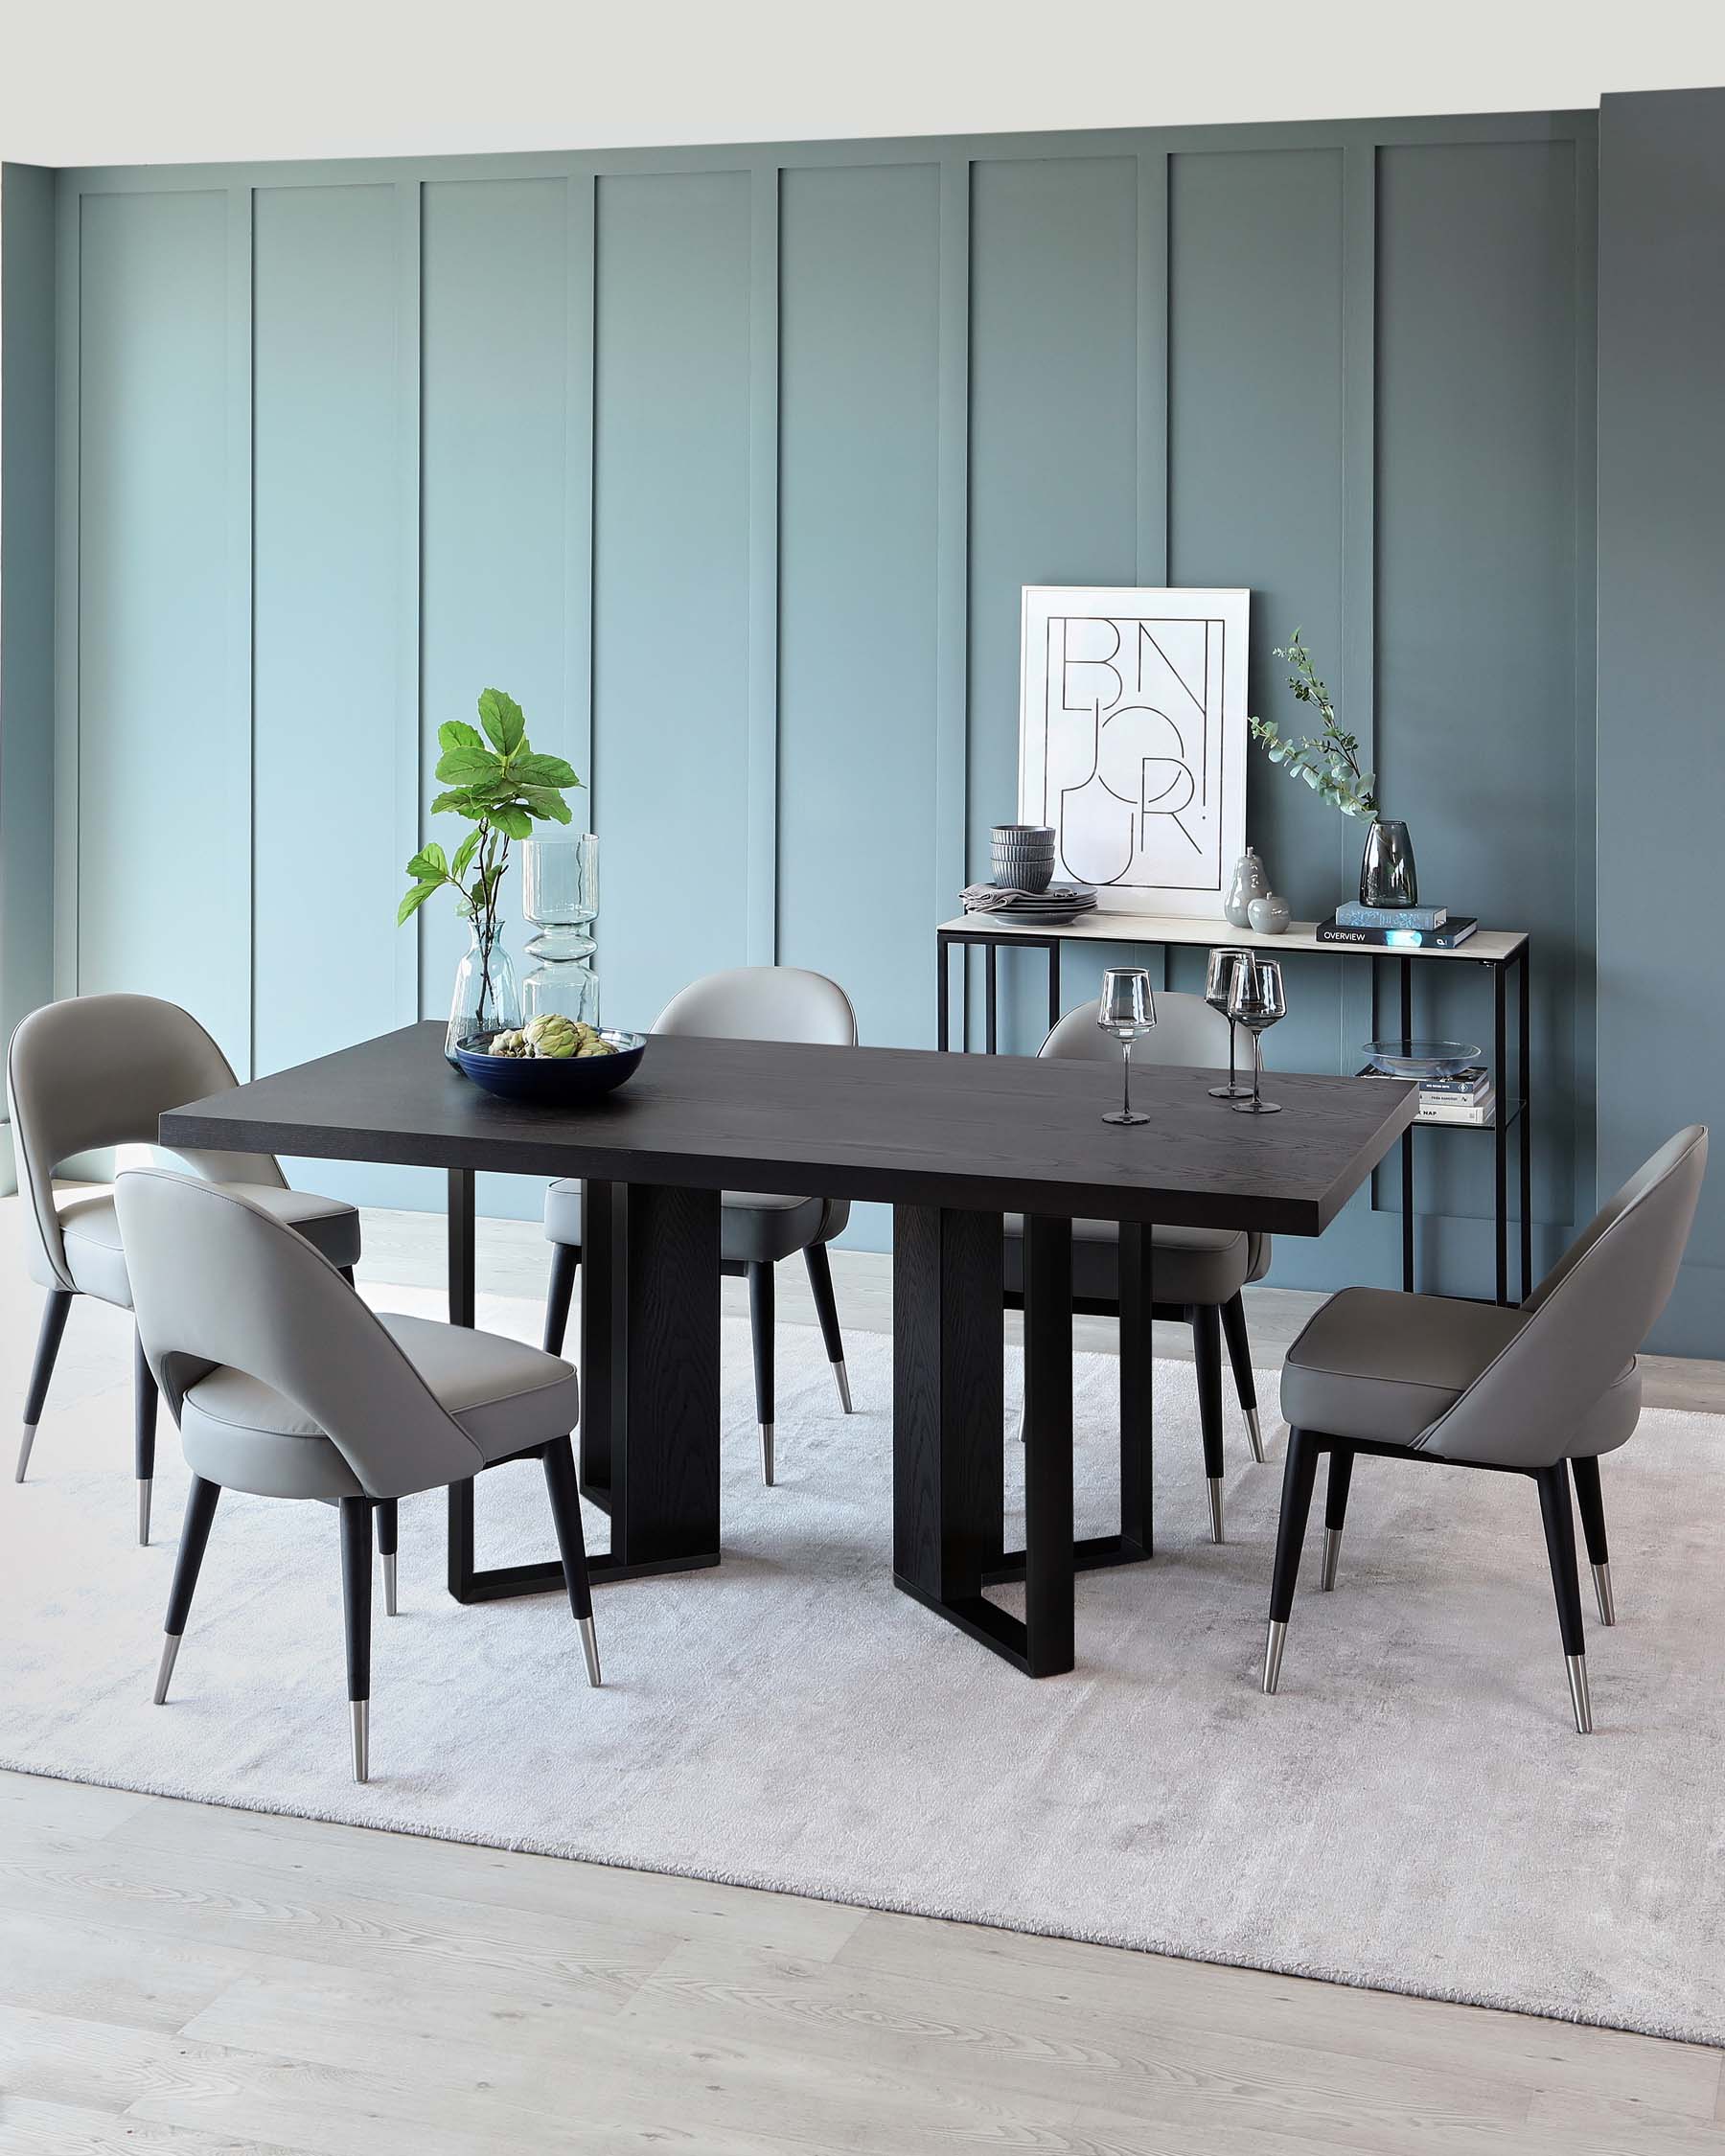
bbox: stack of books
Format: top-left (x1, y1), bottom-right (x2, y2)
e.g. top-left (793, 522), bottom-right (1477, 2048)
top-left (1318, 902), bottom-right (1477, 950)
top-left (1362, 1064), bottom-right (1496, 1126)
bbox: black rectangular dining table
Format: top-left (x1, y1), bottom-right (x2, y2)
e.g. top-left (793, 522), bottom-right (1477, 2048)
top-left (160, 1022), bottom-right (1416, 1678)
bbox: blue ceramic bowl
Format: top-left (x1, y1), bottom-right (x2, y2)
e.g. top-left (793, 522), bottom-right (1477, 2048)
top-left (454, 1029), bottom-right (648, 1104)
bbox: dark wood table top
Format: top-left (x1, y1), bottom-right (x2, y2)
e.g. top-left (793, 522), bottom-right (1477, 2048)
top-left (160, 1021), bottom-right (1417, 1236)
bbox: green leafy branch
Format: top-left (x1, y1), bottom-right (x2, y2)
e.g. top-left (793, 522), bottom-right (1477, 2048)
top-left (1247, 631), bottom-right (1377, 819)
top-left (397, 688), bottom-right (584, 1019)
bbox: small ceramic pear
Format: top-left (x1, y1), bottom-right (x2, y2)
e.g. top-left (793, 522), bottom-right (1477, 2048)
top-left (1225, 847), bottom-right (1269, 929)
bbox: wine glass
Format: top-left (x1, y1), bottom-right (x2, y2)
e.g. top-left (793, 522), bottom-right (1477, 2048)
top-left (1097, 969), bottom-right (1157, 1126)
top-left (1227, 955), bottom-right (1286, 1115)
top-left (1204, 947), bottom-right (1255, 1099)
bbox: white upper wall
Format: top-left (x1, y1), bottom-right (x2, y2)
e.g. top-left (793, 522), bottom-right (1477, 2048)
top-left (6, 0), bottom-right (1725, 168)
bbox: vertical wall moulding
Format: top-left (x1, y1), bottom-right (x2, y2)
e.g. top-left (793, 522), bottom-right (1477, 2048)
top-left (564, 172), bottom-right (597, 841)
top-left (1339, 136), bottom-right (1379, 1101)
top-left (228, 186), bottom-right (256, 1078)
top-left (934, 156), bottom-right (970, 922)
top-left (1136, 149), bottom-right (1170, 586)
top-left (52, 180), bottom-right (80, 1000)
top-left (1570, 121), bottom-right (1599, 1228)
top-left (394, 178), bottom-right (424, 1030)
top-left (749, 163), bottom-right (781, 963)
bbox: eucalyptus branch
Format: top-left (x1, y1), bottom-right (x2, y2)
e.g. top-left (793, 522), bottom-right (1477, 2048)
top-left (1246, 631), bottom-right (1377, 820)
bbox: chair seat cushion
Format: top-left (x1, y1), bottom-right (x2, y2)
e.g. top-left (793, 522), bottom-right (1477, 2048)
top-left (378, 1315), bottom-right (579, 1462)
top-left (57, 1194), bottom-right (134, 1308)
top-left (1002, 1215), bottom-right (1266, 1307)
top-left (178, 1316), bottom-right (578, 1502)
top-left (542, 1177), bottom-right (844, 1267)
top-left (1281, 1287), bottom-right (1641, 1458)
top-left (57, 1182), bottom-right (360, 1310)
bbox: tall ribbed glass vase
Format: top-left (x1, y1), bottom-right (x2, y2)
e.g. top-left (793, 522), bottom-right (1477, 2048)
top-left (521, 834), bottom-right (600, 1028)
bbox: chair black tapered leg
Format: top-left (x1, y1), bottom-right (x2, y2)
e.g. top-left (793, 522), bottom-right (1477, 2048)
top-left (1264, 1427), bottom-right (1320, 1694)
top-left (540, 1436), bottom-right (601, 1687)
top-left (1191, 1302), bottom-right (1226, 1544)
top-left (152, 1474), bottom-right (221, 1705)
top-left (802, 1242), bottom-right (852, 1413)
top-left (1219, 1292), bottom-right (1265, 1463)
top-left (1321, 1446), bottom-right (1354, 1591)
top-left (339, 1495), bottom-right (374, 1780)
top-left (1536, 1462), bottom-right (1593, 1732)
top-left (375, 1498), bottom-right (399, 1617)
top-left (16, 1288), bottom-right (73, 1482)
top-left (338, 1266), bottom-right (356, 1288)
top-left (748, 1260), bottom-right (776, 1485)
top-left (134, 1329), bottom-right (159, 1547)
top-left (543, 1242), bottom-right (580, 1356)
top-left (1569, 1455), bottom-right (1615, 1624)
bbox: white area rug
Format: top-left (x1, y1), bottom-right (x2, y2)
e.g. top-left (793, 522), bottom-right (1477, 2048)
top-left (3, 1280), bottom-right (1723, 2047)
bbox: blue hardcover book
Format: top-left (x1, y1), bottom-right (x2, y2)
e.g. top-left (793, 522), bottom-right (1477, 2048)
top-left (1334, 900), bottom-right (1449, 930)
top-left (1317, 914), bottom-right (1477, 950)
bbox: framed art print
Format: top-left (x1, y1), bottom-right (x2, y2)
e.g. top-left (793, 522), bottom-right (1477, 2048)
top-left (1018, 586), bottom-right (1249, 917)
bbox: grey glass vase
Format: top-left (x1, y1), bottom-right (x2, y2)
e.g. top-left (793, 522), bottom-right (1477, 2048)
top-left (1359, 818), bottom-right (1418, 908)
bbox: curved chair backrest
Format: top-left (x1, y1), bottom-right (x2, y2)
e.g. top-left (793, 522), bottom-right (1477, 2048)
top-left (655, 965), bottom-right (858, 1047)
top-left (1040, 989), bottom-right (1233, 1068)
top-left (1421, 1125), bottom-right (1708, 1467)
top-left (7, 994), bottom-right (286, 1293)
top-left (114, 1167), bottom-right (483, 1502)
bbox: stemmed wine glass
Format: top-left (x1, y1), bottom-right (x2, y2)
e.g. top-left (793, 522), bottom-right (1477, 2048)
top-left (1226, 954), bottom-right (1286, 1115)
top-left (1097, 968), bottom-right (1157, 1126)
top-left (1204, 947), bottom-right (1255, 1099)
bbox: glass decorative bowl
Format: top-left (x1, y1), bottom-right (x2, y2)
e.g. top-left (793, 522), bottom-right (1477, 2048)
top-left (1363, 1040), bottom-right (1483, 1080)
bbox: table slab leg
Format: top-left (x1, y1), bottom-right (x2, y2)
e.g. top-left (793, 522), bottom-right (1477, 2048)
top-left (449, 1179), bottom-right (722, 1604)
top-left (1117, 1221), bottom-right (1155, 1558)
top-left (892, 1204), bottom-right (1026, 1663)
top-left (1022, 1215), bottom-right (1075, 1676)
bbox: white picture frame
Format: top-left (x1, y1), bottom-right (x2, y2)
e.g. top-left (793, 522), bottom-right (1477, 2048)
top-left (1017, 585), bottom-right (1250, 917)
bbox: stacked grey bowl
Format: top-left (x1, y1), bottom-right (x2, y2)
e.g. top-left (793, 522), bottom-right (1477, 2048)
top-left (991, 823), bottom-right (1057, 892)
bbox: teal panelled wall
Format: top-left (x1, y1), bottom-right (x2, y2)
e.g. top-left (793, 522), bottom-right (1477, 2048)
top-left (1597, 89), bottom-right (1724, 1355)
top-left (594, 171), bottom-right (754, 1026)
top-left (1, 164), bottom-right (58, 1192)
top-left (49, 113), bottom-right (1598, 1285)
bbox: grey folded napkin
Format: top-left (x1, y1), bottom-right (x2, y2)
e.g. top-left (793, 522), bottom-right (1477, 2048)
top-left (960, 882), bottom-right (1095, 911)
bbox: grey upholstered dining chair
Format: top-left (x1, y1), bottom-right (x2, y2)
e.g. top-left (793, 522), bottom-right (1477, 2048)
top-left (1265, 1124), bottom-right (1707, 1732)
top-left (542, 965), bottom-right (858, 1486)
top-left (1001, 993), bottom-right (1271, 1543)
top-left (115, 1166), bottom-right (599, 1783)
top-left (8, 994), bottom-right (361, 1543)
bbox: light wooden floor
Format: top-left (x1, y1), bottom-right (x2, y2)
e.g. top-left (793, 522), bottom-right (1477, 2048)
top-left (6, 1207), bottom-right (1722, 2151)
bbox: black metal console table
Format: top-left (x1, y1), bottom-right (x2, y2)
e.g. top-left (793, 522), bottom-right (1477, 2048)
top-left (935, 909), bottom-right (1531, 1305)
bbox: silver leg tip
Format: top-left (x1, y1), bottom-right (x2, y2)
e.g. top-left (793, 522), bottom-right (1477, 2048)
top-left (152, 1632), bottom-right (181, 1706)
top-left (1565, 1653), bottom-right (1594, 1735)
top-left (579, 1615), bottom-right (602, 1688)
top-left (137, 1478), bottom-right (152, 1547)
top-left (1263, 1618), bottom-right (1287, 1695)
top-left (15, 1424), bottom-right (37, 1482)
top-left (759, 1422), bottom-right (774, 1486)
top-left (351, 1699), bottom-right (370, 1782)
top-left (1321, 1526), bottom-right (1342, 1593)
top-left (833, 1360), bottom-right (854, 1414)
top-left (382, 1551), bottom-right (399, 1617)
top-left (1592, 1561), bottom-right (1616, 1627)
top-left (1207, 1477), bottom-right (1225, 1545)
top-left (1244, 1407), bottom-right (1265, 1465)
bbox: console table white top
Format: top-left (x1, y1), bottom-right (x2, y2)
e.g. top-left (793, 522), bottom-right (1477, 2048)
top-left (935, 909), bottom-right (1529, 965)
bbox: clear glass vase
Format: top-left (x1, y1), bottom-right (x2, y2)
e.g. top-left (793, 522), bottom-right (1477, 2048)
top-left (446, 919), bottom-right (521, 1064)
top-left (520, 834), bottom-right (600, 1028)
